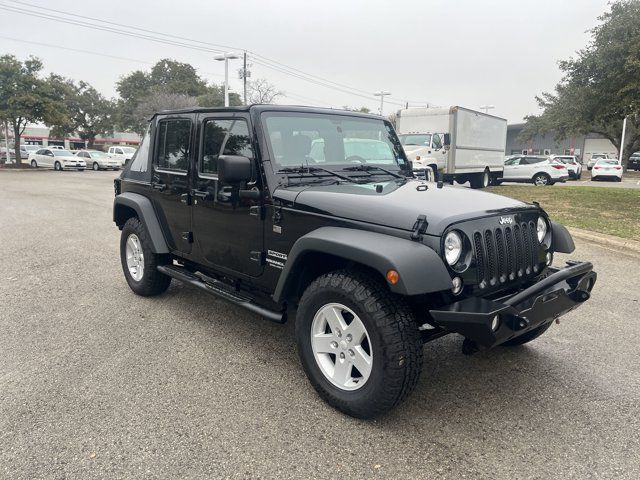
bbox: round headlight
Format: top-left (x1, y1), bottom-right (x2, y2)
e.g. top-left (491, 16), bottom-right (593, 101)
top-left (444, 231), bottom-right (463, 265)
top-left (537, 217), bottom-right (548, 243)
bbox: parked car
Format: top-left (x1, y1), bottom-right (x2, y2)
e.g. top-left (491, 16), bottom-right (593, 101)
top-left (628, 152), bottom-right (640, 171)
top-left (48, 145), bottom-right (65, 150)
top-left (20, 144), bottom-right (40, 160)
top-left (499, 155), bottom-right (569, 186)
top-left (550, 155), bottom-right (582, 179)
top-left (112, 105), bottom-right (597, 419)
top-left (108, 146), bottom-right (137, 166)
top-left (587, 153), bottom-right (611, 170)
top-left (28, 148), bottom-right (86, 171)
top-left (591, 159), bottom-right (623, 181)
top-left (76, 150), bottom-right (121, 170)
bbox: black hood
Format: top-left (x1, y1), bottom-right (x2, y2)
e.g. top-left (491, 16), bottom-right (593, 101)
top-left (274, 179), bottom-right (538, 236)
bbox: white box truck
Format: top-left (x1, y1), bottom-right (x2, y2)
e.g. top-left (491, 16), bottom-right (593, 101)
top-left (396, 106), bottom-right (507, 188)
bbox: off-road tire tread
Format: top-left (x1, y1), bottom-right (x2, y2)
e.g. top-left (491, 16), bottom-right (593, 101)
top-left (120, 217), bottom-right (171, 296)
top-left (297, 269), bottom-right (423, 418)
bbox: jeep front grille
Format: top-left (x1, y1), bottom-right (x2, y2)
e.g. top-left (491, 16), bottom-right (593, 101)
top-left (473, 221), bottom-right (539, 288)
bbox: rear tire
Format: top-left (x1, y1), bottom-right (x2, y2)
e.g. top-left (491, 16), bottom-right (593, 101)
top-left (469, 170), bottom-right (490, 189)
top-left (120, 217), bottom-right (171, 296)
top-left (296, 270), bottom-right (423, 418)
top-left (533, 172), bottom-right (551, 186)
top-left (501, 322), bottom-right (553, 346)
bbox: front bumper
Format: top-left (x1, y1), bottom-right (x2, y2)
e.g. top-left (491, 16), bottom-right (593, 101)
top-left (429, 261), bottom-right (596, 347)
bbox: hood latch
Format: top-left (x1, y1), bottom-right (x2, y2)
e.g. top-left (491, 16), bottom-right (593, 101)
top-left (411, 214), bottom-right (428, 241)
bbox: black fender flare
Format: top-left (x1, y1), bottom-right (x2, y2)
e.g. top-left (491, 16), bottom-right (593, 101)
top-left (272, 227), bottom-right (453, 302)
top-left (113, 192), bottom-right (169, 254)
top-left (551, 221), bottom-right (575, 253)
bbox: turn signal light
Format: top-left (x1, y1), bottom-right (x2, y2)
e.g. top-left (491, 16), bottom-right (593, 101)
top-left (415, 155), bottom-right (421, 161)
top-left (386, 270), bottom-right (399, 285)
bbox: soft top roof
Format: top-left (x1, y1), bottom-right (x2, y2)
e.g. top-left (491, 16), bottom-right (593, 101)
top-left (150, 104), bottom-right (385, 121)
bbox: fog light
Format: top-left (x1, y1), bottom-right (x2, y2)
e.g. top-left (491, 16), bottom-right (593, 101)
top-left (546, 252), bottom-right (553, 266)
top-left (491, 315), bottom-right (500, 332)
top-left (451, 277), bottom-right (463, 295)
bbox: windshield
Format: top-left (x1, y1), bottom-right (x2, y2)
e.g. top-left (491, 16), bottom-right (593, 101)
top-left (52, 150), bottom-right (73, 156)
top-left (89, 151), bottom-right (109, 158)
top-left (263, 112), bottom-right (407, 171)
top-left (23, 145), bottom-right (39, 151)
top-left (592, 154), bottom-right (607, 159)
top-left (398, 134), bottom-right (431, 146)
top-left (120, 147), bottom-right (136, 154)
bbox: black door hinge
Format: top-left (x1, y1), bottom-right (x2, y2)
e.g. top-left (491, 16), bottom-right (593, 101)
top-left (250, 205), bottom-right (265, 219)
top-left (411, 215), bottom-right (428, 241)
top-left (181, 231), bottom-right (194, 243)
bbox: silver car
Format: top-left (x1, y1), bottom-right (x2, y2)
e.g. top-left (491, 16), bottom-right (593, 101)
top-left (76, 150), bottom-right (121, 170)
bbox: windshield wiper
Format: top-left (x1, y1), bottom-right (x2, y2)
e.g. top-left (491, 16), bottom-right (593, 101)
top-left (277, 166), bottom-right (358, 184)
top-left (341, 164), bottom-right (404, 179)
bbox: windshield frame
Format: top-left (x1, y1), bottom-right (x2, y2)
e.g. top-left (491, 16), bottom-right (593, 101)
top-left (259, 111), bottom-right (409, 185)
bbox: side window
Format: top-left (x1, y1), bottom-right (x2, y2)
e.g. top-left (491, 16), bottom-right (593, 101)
top-left (115, 148), bottom-right (124, 155)
top-left (431, 134), bottom-right (442, 149)
top-left (505, 156), bottom-right (521, 166)
top-left (155, 119), bottom-right (192, 171)
top-left (201, 118), bottom-right (253, 175)
top-left (36, 149), bottom-right (44, 155)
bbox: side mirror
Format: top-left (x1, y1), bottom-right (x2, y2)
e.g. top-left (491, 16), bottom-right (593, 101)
top-left (443, 134), bottom-right (451, 147)
top-left (218, 155), bottom-right (252, 184)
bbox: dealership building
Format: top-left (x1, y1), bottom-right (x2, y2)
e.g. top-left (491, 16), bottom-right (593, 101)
top-left (15, 126), bottom-right (140, 151)
top-left (506, 123), bottom-right (618, 161)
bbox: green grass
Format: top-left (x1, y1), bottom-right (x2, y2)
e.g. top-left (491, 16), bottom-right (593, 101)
top-left (486, 185), bottom-right (640, 239)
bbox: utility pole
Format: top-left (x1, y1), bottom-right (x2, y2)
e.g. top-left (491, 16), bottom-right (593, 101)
top-left (619, 116), bottom-right (628, 163)
top-left (4, 121), bottom-right (11, 164)
top-left (373, 91), bottom-right (391, 115)
top-left (243, 51), bottom-right (247, 105)
top-left (479, 105), bottom-right (495, 114)
top-left (214, 52), bottom-right (240, 107)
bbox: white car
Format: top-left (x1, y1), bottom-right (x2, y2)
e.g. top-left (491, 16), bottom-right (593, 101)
top-left (108, 146), bottom-right (137, 166)
top-left (499, 155), bottom-right (569, 186)
top-left (550, 155), bottom-right (583, 180)
top-left (76, 150), bottom-right (121, 171)
top-left (28, 148), bottom-right (86, 171)
top-left (591, 159), bottom-right (623, 182)
top-left (587, 153), bottom-right (611, 170)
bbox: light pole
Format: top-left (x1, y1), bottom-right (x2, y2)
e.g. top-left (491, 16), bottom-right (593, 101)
top-left (619, 116), bottom-right (628, 163)
top-left (479, 105), bottom-right (495, 114)
top-left (214, 52), bottom-right (240, 107)
top-left (373, 91), bottom-right (391, 115)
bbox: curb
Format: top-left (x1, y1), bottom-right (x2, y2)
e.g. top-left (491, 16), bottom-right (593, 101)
top-left (567, 227), bottom-right (640, 256)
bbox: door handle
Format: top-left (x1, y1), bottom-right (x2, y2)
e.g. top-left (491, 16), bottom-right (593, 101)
top-left (153, 183), bottom-right (166, 191)
top-left (192, 189), bottom-right (211, 200)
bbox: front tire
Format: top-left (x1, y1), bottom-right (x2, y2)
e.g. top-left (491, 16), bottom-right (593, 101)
top-left (54, 161), bottom-right (62, 171)
top-left (30, 160), bottom-right (37, 168)
top-left (120, 217), bottom-right (171, 296)
top-left (93, 162), bottom-right (100, 171)
top-left (296, 270), bottom-right (423, 418)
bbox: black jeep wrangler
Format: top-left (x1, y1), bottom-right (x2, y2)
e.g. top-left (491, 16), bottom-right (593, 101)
top-left (113, 105), bottom-right (596, 418)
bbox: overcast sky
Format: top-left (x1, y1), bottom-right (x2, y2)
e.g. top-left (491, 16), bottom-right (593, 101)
top-left (1, 0), bottom-right (610, 123)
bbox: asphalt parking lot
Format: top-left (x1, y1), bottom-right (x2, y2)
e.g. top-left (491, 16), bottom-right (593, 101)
top-left (1, 170), bottom-right (639, 479)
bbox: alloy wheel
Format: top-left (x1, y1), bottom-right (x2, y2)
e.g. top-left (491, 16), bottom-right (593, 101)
top-left (125, 233), bottom-right (145, 281)
top-left (310, 303), bottom-right (373, 391)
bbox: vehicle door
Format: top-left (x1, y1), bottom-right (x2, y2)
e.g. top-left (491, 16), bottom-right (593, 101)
top-left (503, 156), bottom-right (523, 179)
top-left (150, 115), bottom-right (194, 254)
top-left (40, 149), bottom-right (54, 167)
top-left (524, 157), bottom-right (546, 178)
top-left (191, 113), bottom-right (264, 277)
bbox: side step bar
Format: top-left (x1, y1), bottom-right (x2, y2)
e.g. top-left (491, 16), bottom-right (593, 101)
top-left (157, 264), bottom-right (286, 324)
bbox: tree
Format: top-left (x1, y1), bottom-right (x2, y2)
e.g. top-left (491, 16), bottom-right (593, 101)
top-left (197, 84), bottom-right (242, 108)
top-left (342, 106), bottom-right (371, 113)
top-left (0, 55), bottom-right (68, 165)
top-left (247, 78), bottom-right (283, 104)
top-left (133, 89), bottom-right (200, 126)
top-left (116, 58), bottom-right (228, 133)
top-left (521, 0), bottom-right (640, 168)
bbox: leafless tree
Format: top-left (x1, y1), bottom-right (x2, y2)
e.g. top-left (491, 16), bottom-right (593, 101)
top-left (133, 89), bottom-right (199, 125)
top-left (247, 78), bottom-right (283, 104)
